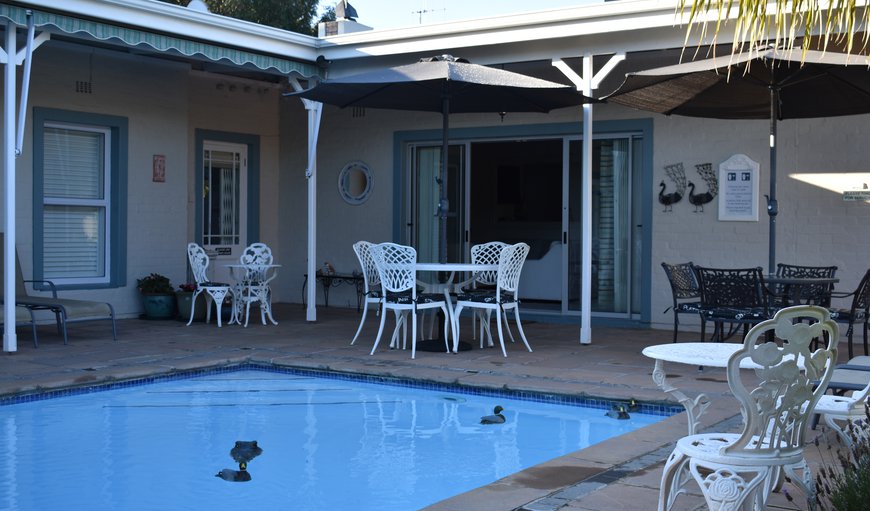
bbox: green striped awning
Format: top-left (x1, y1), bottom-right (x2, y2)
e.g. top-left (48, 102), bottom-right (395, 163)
top-left (0, 4), bottom-right (320, 78)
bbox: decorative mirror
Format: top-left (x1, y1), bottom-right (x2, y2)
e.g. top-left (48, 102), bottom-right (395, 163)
top-left (338, 160), bottom-right (373, 205)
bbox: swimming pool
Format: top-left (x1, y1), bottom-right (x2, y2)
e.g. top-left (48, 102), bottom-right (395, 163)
top-left (0, 366), bottom-right (670, 510)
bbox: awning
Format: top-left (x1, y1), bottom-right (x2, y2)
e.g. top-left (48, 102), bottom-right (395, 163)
top-left (0, 3), bottom-right (320, 78)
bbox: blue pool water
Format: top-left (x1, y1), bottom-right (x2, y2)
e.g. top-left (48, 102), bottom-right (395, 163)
top-left (0, 368), bottom-right (669, 511)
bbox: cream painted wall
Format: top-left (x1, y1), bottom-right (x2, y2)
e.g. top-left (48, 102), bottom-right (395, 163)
top-left (12, 43), bottom-right (190, 318)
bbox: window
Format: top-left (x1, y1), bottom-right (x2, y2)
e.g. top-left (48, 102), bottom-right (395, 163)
top-left (34, 109), bottom-right (127, 288)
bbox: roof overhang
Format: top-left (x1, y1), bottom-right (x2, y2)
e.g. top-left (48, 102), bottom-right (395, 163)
top-left (2, 0), bottom-right (321, 79)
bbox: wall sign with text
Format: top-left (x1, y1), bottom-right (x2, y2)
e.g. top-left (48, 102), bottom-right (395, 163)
top-left (718, 154), bottom-right (759, 222)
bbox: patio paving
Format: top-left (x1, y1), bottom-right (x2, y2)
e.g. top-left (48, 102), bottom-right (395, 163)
top-left (0, 303), bottom-right (845, 510)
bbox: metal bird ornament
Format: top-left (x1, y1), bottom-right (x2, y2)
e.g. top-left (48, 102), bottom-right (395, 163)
top-left (658, 163), bottom-right (686, 212)
top-left (688, 162), bottom-right (718, 212)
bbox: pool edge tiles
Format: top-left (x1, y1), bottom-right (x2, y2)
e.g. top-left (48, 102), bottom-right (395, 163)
top-left (0, 362), bottom-right (684, 417)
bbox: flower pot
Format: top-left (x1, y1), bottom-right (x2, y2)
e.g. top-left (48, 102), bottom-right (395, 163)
top-left (176, 291), bottom-right (207, 321)
top-left (141, 293), bottom-right (176, 320)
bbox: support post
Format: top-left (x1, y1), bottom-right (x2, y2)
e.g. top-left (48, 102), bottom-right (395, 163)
top-left (553, 53), bottom-right (625, 345)
top-left (3, 21), bottom-right (17, 352)
top-left (302, 98), bottom-right (323, 322)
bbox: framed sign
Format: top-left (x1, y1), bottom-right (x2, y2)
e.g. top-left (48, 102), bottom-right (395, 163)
top-left (718, 154), bottom-right (759, 221)
top-left (152, 154), bottom-right (166, 183)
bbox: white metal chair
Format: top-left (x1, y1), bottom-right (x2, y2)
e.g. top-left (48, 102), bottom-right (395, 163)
top-left (452, 242), bottom-right (532, 357)
top-left (658, 305), bottom-right (838, 511)
top-left (465, 241), bottom-right (511, 348)
top-left (186, 243), bottom-right (233, 327)
top-left (233, 242), bottom-right (279, 327)
top-left (351, 241), bottom-right (382, 345)
top-left (813, 357), bottom-right (870, 448)
top-left (369, 242), bottom-right (450, 359)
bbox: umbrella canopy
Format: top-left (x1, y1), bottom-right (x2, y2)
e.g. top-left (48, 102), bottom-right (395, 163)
top-left (290, 55), bottom-right (594, 262)
top-left (605, 47), bottom-right (870, 271)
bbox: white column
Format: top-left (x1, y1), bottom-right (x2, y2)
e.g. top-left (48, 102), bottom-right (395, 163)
top-left (3, 21), bottom-right (16, 352)
top-left (553, 53), bottom-right (624, 345)
top-left (302, 99), bottom-right (322, 322)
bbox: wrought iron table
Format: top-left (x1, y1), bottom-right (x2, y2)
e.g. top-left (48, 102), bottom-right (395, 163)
top-left (301, 272), bottom-right (364, 311)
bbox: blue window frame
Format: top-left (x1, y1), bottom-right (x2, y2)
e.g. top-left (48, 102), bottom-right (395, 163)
top-left (32, 108), bottom-right (127, 289)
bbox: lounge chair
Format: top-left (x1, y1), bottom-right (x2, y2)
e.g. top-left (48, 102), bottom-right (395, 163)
top-left (0, 234), bottom-right (116, 345)
top-left (0, 304), bottom-right (38, 347)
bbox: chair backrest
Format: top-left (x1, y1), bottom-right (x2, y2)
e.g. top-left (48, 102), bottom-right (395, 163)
top-left (241, 243), bottom-right (273, 266)
top-left (695, 266), bottom-right (765, 309)
top-left (471, 241), bottom-right (508, 286)
top-left (775, 263), bottom-right (838, 306)
top-left (497, 243), bottom-right (530, 295)
top-left (723, 305), bottom-right (838, 459)
top-left (370, 243), bottom-right (416, 295)
top-left (661, 262), bottom-right (700, 300)
top-left (0, 233), bottom-right (29, 296)
top-left (849, 269), bottom-right (870, 314)
top-left (352, 241), bottom-right (380, 293)
top-left (186, 243), bottom-right (212, 285)
top-left (240, 243), bottom-right (274, 282)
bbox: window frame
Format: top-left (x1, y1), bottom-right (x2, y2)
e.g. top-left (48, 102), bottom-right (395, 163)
top-left (33, 108), bottom-right (128, 290)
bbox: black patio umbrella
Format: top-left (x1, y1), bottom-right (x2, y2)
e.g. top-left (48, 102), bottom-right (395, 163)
top-left (290, 55), bottom-right (595, 262)
top-left (605, 47), bottom-right (870, 272)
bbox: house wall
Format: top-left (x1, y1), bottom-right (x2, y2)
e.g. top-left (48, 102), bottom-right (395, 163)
top-left (279, 95), bottom-right (870, 334)
top-left (4, 42), bottom-right (291, 319)
top-left (9, 43), bottom-right (190, 318)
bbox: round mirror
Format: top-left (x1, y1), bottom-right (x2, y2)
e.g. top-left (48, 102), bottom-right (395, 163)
top-left (338, 161), bottom-right (373, 205)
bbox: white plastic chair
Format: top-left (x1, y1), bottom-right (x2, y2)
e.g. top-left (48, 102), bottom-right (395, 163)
top-left (369, 242), bottom-right (450, 359)
top-left (186, 243), bottom-right (233, 327)
top-left (452, 242), bottom-right (532, 357)
top-left (234, 242), bottom-right (279, 327)
top-left (658, 305), bottom-right (838, 511)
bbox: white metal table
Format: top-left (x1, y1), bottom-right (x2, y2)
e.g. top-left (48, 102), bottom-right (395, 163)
top-left (415, 263), bottom-right (498, 353)
top-left (642, 342), bottom-right (760, 435)
top-left (226, 263), bottom-right (281, 326)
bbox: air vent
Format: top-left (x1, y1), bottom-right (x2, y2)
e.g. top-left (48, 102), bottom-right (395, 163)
top-left (75, 81), bottom-right (93, 94)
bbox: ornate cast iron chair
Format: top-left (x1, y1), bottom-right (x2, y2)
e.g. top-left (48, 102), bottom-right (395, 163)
top-left (186, 242), bottom-right (233, 327)
top-left (772, 263), bottom-right (838, 307)
top-left (658, 305), bottom-right (838, 511)
top-left (369, 243), bottom-right (450, 359)
top-left (453, 242), bottom-right (533, 357)
top-left (695, 266), bottom-right (770, 343)
top-left (661, 261), bottom-right (702, 343)
top-left (829, 269), bottom-right (870, 359)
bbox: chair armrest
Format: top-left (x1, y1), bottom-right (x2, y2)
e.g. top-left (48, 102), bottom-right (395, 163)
top-left (23, 279), bottom-right (58, 298)
top-left (831, 290), bottom-right (855, 299)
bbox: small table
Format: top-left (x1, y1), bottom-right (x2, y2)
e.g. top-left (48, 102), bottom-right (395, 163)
top-left (764, 275), bottom-right (839, 306)
top-left (226, 263), bottom-right (280, 326)
top-left (416, 262), bottom-right (499, 353)
top-left (301, 272), bottom-right (364, 311)
top-left (642, 342), bottom-right (760, 435)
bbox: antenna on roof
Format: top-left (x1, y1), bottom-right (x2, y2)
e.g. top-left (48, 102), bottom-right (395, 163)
top-left (412, 7), bottom-right (446, 24)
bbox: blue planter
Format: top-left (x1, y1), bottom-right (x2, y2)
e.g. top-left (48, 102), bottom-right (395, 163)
top-left (142, 294), bottom-right (176, 320)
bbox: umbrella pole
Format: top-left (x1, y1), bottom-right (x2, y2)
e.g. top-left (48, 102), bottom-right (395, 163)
top-left (767, 87), bottom-right (779, 274)
top-left (439, 94), bottom-right (449, 264)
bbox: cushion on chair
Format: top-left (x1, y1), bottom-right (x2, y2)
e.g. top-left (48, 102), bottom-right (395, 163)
top-left (201, 281), bottom-right (231, 288)
top-left (455, 291), bottom-right (515, 304)
top-left (829, 308), bottom-right (866, 323)
top-left (384, 291), bottom-right (442, 304)
top-left (675, 302), bottom-right (702, 313)
top-left (701, 306), bottom-right (769, 322)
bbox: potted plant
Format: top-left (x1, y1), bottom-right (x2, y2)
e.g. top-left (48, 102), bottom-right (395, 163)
top-left (175, 283), bottom-right (207, 321)
top-left (137, 273), bottom-right (176, 319)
